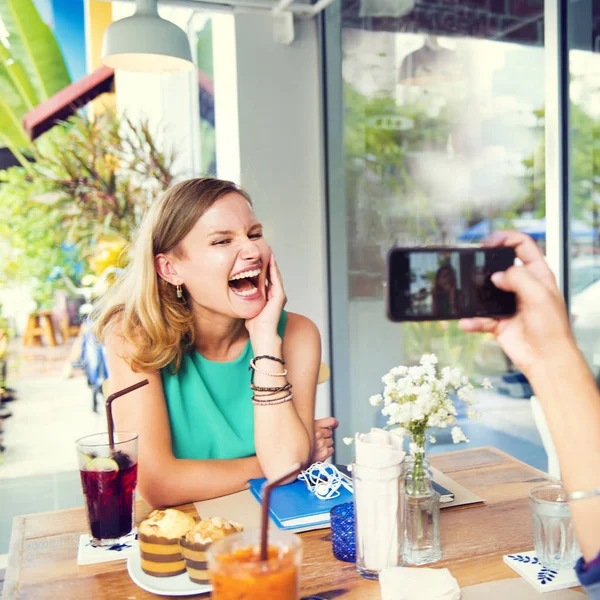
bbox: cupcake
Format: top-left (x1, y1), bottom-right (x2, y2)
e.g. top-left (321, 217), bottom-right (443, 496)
top-left (181, 517), bottom-right (243, 584)
top-left (138, 509), bottom-right (196, 577)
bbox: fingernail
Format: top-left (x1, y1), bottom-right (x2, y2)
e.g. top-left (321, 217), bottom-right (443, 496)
top-left (491, 272), bottom-right (504, 285)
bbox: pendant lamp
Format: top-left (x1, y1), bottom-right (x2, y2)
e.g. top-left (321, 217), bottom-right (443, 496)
top-left (101, 0), bottom-right (194, 72)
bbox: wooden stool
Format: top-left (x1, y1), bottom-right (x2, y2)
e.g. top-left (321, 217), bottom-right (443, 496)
top-left (23, 311), bottom-right (58, 347)
top-left (59, 316), bottom-right (80, 344)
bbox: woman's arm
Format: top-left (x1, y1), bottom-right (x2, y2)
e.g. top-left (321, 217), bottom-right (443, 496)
top-left (527, 347), bottom-right (600, 562)
top-left (251, 312), bottom-right (319, 479)
top-left (460, 231), bottom-right (600, 562)
top-left (105, 333), bottom-right (264, 508)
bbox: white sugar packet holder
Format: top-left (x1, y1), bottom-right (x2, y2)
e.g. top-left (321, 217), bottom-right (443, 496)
top-left (353, 428), bottom-right (406, 572)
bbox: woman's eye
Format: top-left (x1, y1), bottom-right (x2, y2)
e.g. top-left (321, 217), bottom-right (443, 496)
top-left (249, 232), bottom-right (263, 239)
top-left (211, 239), bottom-right (230, 246)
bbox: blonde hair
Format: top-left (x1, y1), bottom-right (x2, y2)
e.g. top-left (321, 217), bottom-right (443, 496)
top-left (94, 177), bottom-right (252, 372)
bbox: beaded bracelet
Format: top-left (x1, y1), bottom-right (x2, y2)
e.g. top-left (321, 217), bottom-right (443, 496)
top-left (567, 486), bottom-right (600, 501)
top-left (250, 382), bottom-right (292, 394)
top-left (249, 358), bottom-right (288, 378)
top-left (254, 354), bottom-right (285, 365)
top-left (252, 386), bottom-right (292, 398)
top-left (252, 392), bottom-right (294, 406)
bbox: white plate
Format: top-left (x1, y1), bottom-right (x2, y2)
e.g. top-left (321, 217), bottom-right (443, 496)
top-left (127, 552), bottom-right (212, 597)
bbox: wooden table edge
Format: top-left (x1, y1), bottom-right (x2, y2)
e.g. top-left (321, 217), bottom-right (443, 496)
top-left (3, 516), bottom-right (25, 600)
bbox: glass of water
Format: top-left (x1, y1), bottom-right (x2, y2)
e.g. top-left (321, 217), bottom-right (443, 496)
top-left (529, 483), bottom-right (580, 570)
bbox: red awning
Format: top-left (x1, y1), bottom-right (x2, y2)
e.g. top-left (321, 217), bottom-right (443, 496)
top-left (23, 66), bottom-right (215, 141)
top-left (23, 66), bottom-right (115, 141)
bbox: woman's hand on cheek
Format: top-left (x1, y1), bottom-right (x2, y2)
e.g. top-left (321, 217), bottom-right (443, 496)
top-left (245, 251), bottom-right (287, 346)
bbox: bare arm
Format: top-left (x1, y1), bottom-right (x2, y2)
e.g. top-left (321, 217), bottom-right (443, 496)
top-left (251, 312), bottom-right (318, 479)
top-left (105, 333), bottom-right (264, 508)
top-left (460, 231), bottom-right (600, 561)
top-left (527, 347), bottom-right (600, 561)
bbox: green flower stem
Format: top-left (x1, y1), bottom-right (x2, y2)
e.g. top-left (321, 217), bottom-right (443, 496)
top-left (409, 429), bottom-right (428, 497)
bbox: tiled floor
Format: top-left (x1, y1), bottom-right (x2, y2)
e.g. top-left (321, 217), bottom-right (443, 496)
top-left (0, 340), bottom-right (102, 554)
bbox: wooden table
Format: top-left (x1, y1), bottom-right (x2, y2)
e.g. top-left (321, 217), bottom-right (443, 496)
top-left (2, 447), bottom-right (556, 599)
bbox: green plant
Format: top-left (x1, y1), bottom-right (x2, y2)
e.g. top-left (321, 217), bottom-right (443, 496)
top-left (0, 111), bottom-right (176, 308)
top-left (0, 0), bottom-right (71, 159)
top-left (400, 320), bottom-right (491, 377)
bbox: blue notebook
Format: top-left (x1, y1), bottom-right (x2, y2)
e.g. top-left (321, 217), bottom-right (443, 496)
top-left (248, 477), bottom-right (353, 530)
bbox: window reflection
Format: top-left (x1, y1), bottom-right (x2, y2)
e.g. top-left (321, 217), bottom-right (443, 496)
top-left (337, 1), bottom-right (548, 466)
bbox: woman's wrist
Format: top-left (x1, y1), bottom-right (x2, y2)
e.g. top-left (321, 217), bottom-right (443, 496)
top-left (250, 335), bottom-right (283, 356)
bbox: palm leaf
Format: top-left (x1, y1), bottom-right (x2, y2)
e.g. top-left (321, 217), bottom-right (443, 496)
top-left (0, 94), bottom-right (30, 149)
top-left (0, 42), bottom-right (38, 108)
top-left (0, 0), bottom-right (71, 101)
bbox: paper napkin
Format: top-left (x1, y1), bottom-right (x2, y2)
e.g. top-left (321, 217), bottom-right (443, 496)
top-left (77, 532), bottom-right (138, 566)
top-left (503, 551), bottom-right (579, 593)
top-left (379, 566), bottom-right (461, 600)
top-left (355, 427), bottom-right (405, 467)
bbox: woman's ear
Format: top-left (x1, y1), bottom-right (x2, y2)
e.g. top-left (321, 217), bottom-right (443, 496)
top-left (155, 253), bottom-right (183, 286)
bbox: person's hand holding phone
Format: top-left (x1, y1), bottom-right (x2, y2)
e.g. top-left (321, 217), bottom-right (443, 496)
top-left (458, 230), bottom-right (576, 378)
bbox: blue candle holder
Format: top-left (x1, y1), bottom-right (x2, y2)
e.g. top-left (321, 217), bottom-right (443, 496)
top-left (330, 502), bottom-right (356, 562)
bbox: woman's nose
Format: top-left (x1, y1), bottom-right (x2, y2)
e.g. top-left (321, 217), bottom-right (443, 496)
top-left (239, 237), bottom-right (261, 260)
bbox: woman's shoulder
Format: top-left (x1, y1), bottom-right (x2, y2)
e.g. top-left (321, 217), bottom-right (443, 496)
top-left (282, 312), bottom-right (320, 343)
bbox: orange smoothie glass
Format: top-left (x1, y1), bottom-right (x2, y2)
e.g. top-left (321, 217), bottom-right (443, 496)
top-left (207, 529), bottom-right (302, 600)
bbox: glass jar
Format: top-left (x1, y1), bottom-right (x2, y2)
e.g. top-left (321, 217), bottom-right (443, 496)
top-left (352, 460), bottom-right (404, 580)
top-left (403, 454), bottom-right (442, 566)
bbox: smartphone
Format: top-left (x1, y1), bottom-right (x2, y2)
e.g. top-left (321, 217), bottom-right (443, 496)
top-left (386, 246), bottom-right (517, 322)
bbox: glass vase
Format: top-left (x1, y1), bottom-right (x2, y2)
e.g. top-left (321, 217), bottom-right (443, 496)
top-left (403, 452), bottom-right (442, 566)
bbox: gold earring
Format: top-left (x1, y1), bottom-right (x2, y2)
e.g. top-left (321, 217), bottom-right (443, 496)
top-left (176, 284), bottom-right (183, 299)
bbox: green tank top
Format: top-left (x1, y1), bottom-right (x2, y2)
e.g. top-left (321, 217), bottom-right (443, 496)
top-left (162, 312), bottom-right (288, 460)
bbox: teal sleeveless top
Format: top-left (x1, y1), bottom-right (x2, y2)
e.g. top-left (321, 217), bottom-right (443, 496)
top-left (162, 312), bottom-right (288, 460)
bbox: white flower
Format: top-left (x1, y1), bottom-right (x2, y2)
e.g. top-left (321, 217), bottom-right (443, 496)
top-left (369, 394), bottom-right (383, 407)
top-left (390, 366), bottom-right (408, 377)
top-left (382, 373), bottom-right (395, 386)
top-left (467, 408), bottom-right (482, 420)
top-left (451, 426), bottom-right (470, 444)
top-left (409, 441), bottom-right (424, 454)
top-left (420, 353), bottom-right (438, 366)
top-left (457, 384), bottom-right (474, 402)
top-left (408, 365), bottom-right (426, 381)
top-left (342, 437), bottom-right (354, 445)
top-left (482, 377), bottom-right (493, 389)
top-left (429, 435), bottom-right (437, 444)
top-left (389, 427), bottom-right (406, 438)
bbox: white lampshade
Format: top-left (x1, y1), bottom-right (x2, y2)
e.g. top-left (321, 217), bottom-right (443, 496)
top-left (101, 0), bottom-right (194, 73)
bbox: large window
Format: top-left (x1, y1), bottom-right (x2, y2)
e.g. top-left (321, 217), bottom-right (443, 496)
top-left (326, 2), bottom-right (548, 466)
top-left (569, 2), bottom-right (600, 384)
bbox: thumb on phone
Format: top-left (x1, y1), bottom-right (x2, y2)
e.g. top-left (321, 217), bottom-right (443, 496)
top-left (491, 265), bottom-right (549, 307)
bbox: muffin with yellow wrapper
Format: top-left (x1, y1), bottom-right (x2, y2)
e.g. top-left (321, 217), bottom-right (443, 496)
top-left (181, 517), bottom-right (243, 584)
top-left (138, 509), bottom-right (196, 577)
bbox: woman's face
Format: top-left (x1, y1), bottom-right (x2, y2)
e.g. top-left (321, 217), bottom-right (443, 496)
top-left (161, 192), bottom-right (270, 320)
top-left (438, 268), bottom-right (454, 291)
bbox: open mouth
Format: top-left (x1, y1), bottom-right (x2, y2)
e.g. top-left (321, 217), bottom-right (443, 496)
top-left (228, 268), bottom-right (261, 298)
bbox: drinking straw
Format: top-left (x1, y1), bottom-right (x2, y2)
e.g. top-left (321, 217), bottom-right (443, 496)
top-left (106, 379), bottom-right (149, 451)
top-left (260, 462), bottom-right (301, 561)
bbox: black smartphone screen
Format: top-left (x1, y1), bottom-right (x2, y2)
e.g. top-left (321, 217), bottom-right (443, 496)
top-left (387, 247), bottom-right (517, 322)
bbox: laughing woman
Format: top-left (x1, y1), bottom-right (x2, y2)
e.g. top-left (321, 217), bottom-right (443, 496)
top-left (94, 178), bottom-right (335, 507)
